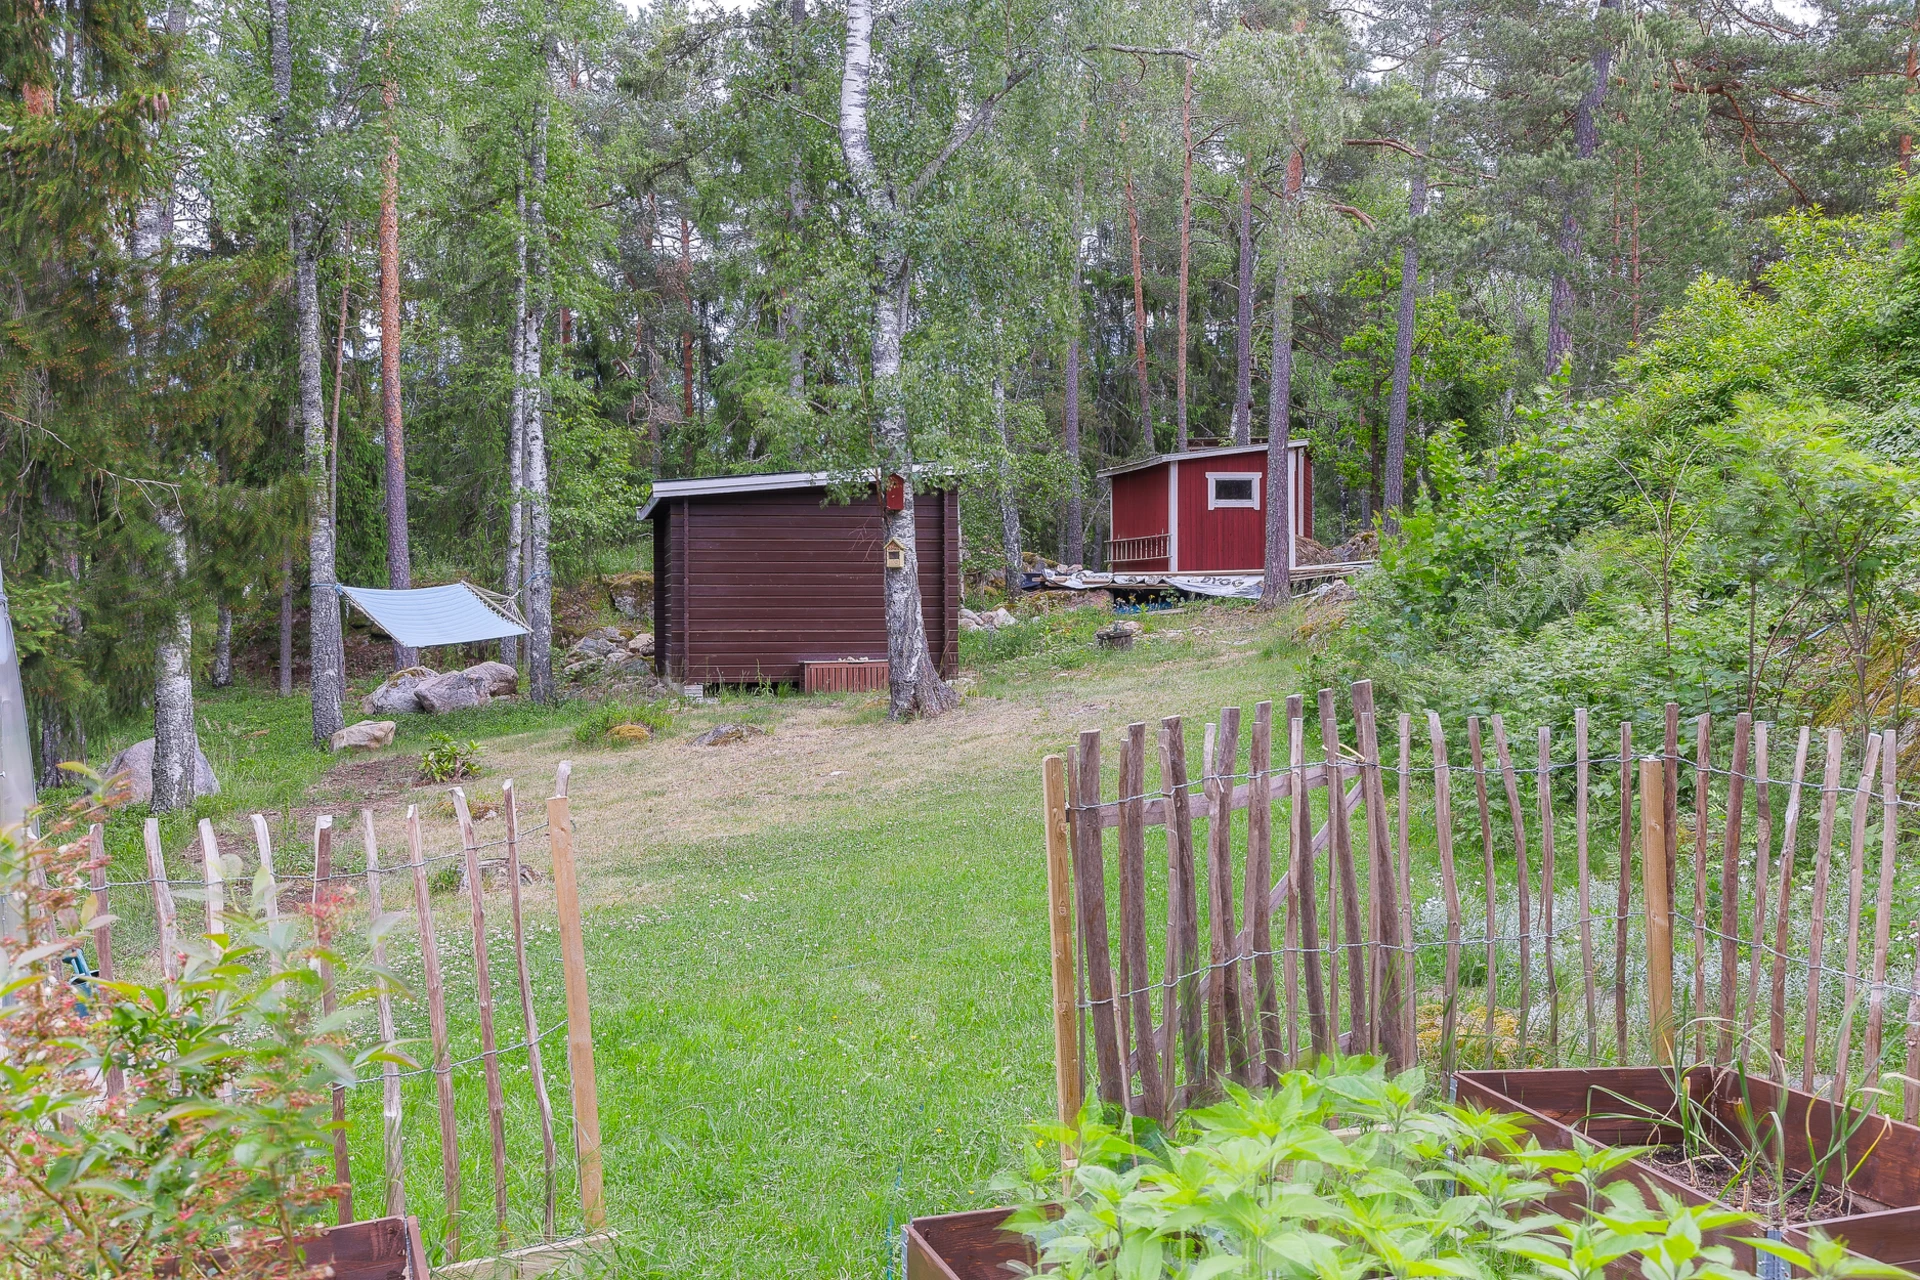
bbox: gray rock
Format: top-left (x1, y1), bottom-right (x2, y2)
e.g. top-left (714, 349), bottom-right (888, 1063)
top-left (462, 660), bottom-right (519, 697)
top-left (329, 719), bottom-right (396, 752)
top-left (691, 722), bottom-right (768, 747)
top-left (416, 669), bottom-right (491, 714)
top-left (989, 607), bottom-right (1019, 629)
top-left (626, 632), bottom-right (655, 657)
top-left (103, 738), bottom-right (220, 806)
top-left (364, 666), bottom-right (438, 716)
top-left (570, 635), bottom-right (617, 659)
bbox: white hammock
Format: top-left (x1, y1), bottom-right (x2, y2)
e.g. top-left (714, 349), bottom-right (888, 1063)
top-left (336, 582), bottom-right (530, 647)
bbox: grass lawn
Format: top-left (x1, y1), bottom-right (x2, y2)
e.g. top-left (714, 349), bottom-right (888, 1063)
top-left (64, 602), bottom-right (1308, 1277)
top-left (68, 597), bottom-right (1906, 1276)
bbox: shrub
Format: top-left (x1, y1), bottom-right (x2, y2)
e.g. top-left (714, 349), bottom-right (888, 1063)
top-left (0, 790), bottom-right (399, 1279)
top-left (418, 732), bottom-right (480, 782)
top-left (998, 1056), bottom-right (1867, 1280)
top-left (571, 698), bottom-right (674, 746)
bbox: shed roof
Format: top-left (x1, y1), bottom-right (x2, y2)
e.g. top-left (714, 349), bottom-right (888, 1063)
top-left (1096, 440), bottom-right (1307, 481)
top-left (636, 465), bottom-right (949, 521)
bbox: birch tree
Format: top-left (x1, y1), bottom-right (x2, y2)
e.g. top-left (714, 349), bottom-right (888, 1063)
top-left (268, 0), bottom-right (346, 746)
top-left (837, 0), bottom-right (1034, 718)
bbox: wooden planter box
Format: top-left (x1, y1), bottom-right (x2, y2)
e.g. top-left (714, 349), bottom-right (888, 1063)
top-left (1456, 1067), bottom-right (1920, 1273)
top-left (904, 1207), bottom-right (1032, 1280)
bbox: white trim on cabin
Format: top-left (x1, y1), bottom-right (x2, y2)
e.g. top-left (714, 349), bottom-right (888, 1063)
top-left (1167, 461), bottom-right (1180, 572)
top-left (1206, 472), bottom-right (1261, 510)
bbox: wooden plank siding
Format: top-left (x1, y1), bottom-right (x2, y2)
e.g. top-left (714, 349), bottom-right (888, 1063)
top-left (1103, 444), bottom-right (1313, 575)
top-left (651, 484), bottom-right (959, 685)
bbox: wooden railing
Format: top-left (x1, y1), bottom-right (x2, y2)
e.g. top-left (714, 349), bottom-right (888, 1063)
top-left (1106, 534), bottom-right (1169, 568)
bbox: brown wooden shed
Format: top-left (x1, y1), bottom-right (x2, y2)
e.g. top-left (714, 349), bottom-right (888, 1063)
top-left (640, 469), bottom-right (960, 688)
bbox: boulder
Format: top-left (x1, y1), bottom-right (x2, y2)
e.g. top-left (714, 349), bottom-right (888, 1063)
top-left (463, 660), bottom-right (519, 698)
top-left (691, 722), bottom-right (768, 747)
top-left (625, 632), bottom-right (655, 657)
top-left (364, 666), bottom-right (438, 716)
top-left (330, 720), bottom-right (396, 752)
top-left (604, 571), bottom-right (654, 622)
top-left (959, 607), bottom-right (986, 633)
top-left (568, 633), bottom-right (619, 660)
top-left (989, 607), bottom-right (1019, 629)
top-left (415, 669), bottom-right (491, 714)
top-left (608, 722), bottom-right (653, 743)
top-left (103, 738), bottom-right (220, 806)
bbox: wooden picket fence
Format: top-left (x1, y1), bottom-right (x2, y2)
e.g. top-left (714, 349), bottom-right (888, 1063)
top-left (1040, 679), bottom-right (1920, 1128)
top-left (76, 761), bottom-right (603, 1266)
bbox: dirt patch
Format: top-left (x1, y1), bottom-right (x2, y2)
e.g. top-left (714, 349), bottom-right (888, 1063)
top-left (1643, 1145), bottom-right (1861, 1223)
top-left (309, 753), bottom-right (428, 806)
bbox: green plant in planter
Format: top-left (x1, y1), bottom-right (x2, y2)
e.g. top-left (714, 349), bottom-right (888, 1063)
top-left (0, 788), bottom-right (405, 1279)
top-left (995, 1056), bottom-right (1888, 1280)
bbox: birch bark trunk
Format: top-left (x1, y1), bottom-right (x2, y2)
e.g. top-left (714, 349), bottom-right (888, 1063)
top-left (150, 506), bottom-right (199, 814)
top-left (993, 353), bottom-right (1022, 598)
top-left (212, 607), bottom-right (233, 687)
top-left (503, 180), bottom-right (527, 667)
top-left (525, 91), bottom-right (556, 704)
top-left (271, 0), bottom-right (345, 744)
top-left (839, 0), bottom-right (959, 718)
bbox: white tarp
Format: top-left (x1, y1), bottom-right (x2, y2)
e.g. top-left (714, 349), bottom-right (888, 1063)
top-left (1036, 569), bottom-right (1266, 599)
top-left (337, 583), bottom-right (530, 647)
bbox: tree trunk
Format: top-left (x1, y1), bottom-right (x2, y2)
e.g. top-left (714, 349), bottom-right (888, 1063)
top-left (993, 357), bottom-right (1022, 598)
top-left (1174, 59), bottom-right (1194, 452)
top-left (1383, 47), bottom-right (1439, 535)
top-left (279, 554), bottom-right (294, 696)
top-left (150, 507), bottom-right (199, 814)
top-left (212, 607), bottom-right (233, 688)
top-left (525, 94), bottom-right (557, 705)
top-left (503, 180), bottom-right (527, 668)
top-left (272, 0), bottom-right (344, 745)
top-left (380, 100), bottom-right (416, 669)
top-left (839, 0), bottom-right (957, 719)
top-left (1259, 152), bottom-right (1302, 610)
top-left (1545, 0), bottom-right (1617, 375)
top-left (1231, 161), bottom-right (1255, 446)
top-left (1124, 166), bottom-right (1153, 454)
top-left (1383, 187), bottom-right (1423, 534)
top-left (680, 214), bottom-right (695, 425)
top-left (1062, 134), bottom-right (1085, 567)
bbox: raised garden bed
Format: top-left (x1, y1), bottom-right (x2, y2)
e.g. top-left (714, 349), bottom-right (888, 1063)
top-left (1456, 1066), bottom-right (1920, 1273)
top-left (904, 1207), bottom-right (1032, 1280)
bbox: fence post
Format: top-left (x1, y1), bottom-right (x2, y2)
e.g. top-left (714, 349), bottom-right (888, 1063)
top-left (360, 809), bottom-right (406, 1221)
top-left (312, 815), bottom-right (351, 1224)
top-left (1640, 756), bottom-right (1674, 1065)
top-left (1041, 755), bottom-right (1081, 1148)
top-left (547, 787), bottom-right (605, 1231)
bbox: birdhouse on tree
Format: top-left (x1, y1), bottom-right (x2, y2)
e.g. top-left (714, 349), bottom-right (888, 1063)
top-left (884, 537), bottom-right (908, 571)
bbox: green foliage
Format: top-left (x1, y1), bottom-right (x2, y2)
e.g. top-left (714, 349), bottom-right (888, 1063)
top-left (999, 1057), bottom-right (1873, 1280)
top-left (571, 698), bottom-right (675, 746)
top-left (417, 732), bottom-right (480, 783)
top-left (1323, 193), bottom-right (1920, 734)
top-left (0, 792), bottom-right (398, 1278)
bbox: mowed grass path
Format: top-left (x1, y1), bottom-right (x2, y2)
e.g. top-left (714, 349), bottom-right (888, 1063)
top-left (331, 604), bottom-right (1303, 1276)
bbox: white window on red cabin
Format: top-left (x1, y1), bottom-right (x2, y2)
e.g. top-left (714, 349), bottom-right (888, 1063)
top-left (1207, 473), bottom-right (1260, 510)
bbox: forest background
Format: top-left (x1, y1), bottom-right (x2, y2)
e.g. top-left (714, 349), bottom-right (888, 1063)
top-left (11, 0), bottom-right (1920, 789)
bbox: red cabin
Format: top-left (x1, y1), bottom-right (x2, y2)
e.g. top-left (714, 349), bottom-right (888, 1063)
top-left (1100, 442), bottom-right (1312, 573)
